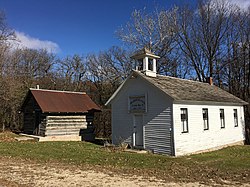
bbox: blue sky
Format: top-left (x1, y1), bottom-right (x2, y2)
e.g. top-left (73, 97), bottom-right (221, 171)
top-left (0, 0), bottom-right (200, 57)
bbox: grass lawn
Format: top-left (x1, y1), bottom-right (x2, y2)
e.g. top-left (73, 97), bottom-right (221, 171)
top-left (0, 132), bottom-right (249, 184)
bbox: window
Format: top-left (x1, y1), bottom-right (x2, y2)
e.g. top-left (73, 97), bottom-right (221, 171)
top-left (220, 109), bottom-right (225, 128)
top-left (148, 58), bottom-right (153, 71)
top-left (203, 108), bottom-right (209, 130)
top-left (233, 109), bottom-right (238, 127)
top-left (137, 59), bottom-right (143, 71)
top-left (181, 108), bottom-right (188, 133)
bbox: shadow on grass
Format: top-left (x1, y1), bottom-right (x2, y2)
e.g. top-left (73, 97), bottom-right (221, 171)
top-left (87, 137), bottom-right (111, 146)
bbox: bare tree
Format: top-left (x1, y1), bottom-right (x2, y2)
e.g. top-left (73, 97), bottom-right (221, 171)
top-left (0, 47), bottom-right (56, 131)
top-left (177, 0), bottom-right (232, 82)
top-left (0, 11), bottom-right (15, 45)
top-left (116, 8), bottom-right (184, 76)
top-left (220, 7), bottom-right (250, 143)
top-left (56, 54), bottom-right (87, 91)
top-left (0, 11), bottom-right (16, 131)
top-left (86, 46), bottom-right (131, 105)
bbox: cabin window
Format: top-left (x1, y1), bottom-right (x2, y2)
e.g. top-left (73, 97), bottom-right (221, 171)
top-left (233, 109), bottom-right (238, 127)
top-left (181, 108), bottom-right (188, 133)
top-left (220, 109), bottom-right (225, 128)
top-left (202, 108), bottom-right (209, 130)
top-left (148, 58), bottom-right (153, 71)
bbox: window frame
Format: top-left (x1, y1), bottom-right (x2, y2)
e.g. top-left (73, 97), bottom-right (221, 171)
top-left (220, 109), bottom-right (225, 129)
top-left (233, 109), bottom-right (238, 127)
top-left (137, 59), bottom-right (143, 71)
top-left (181, 108), bottom-right (188, 133)
top-left (202, 108), bottom-right (209, 130)
top-left (148, 58), bottom-right (153, 71)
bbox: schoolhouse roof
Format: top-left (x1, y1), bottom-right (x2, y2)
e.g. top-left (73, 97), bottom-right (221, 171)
top-left (22, 89), bottom-right (101, 113)
top-left (106, 70), bottom-right (248, 106)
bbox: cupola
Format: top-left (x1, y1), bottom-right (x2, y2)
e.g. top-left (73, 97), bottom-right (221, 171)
top-left (131, 48), bottom-right (160, 77)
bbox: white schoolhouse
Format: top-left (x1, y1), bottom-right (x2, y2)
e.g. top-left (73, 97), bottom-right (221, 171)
top-left (106, 48), bottom-right (247, 156)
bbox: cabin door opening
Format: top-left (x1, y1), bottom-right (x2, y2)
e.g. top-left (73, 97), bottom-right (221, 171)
top-left (133, 114), bottom-right (144, 148)
top-left (34, 110), bottom-right (41, 135)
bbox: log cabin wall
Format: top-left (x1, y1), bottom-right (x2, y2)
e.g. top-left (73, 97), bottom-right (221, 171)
top-left (80, 113), bottom-right (96, 141)
top-left (38, 114), bottom-right (47, 136)
top-left (45, 114), bottom-right (88, 136)
top-left (23, 94), bottom-right (42, 135)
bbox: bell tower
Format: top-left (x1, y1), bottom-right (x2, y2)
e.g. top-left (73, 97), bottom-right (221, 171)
top-left (131, 48), bottom-right (160, 77)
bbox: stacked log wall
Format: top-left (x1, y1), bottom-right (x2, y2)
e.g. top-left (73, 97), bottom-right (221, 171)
top-left (23, 95), bottom-right (41, 135)
top-left (45, 115), bottom-right (87, 136)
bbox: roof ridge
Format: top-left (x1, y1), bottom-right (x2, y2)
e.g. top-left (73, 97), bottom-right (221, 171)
top-left (156, 74), bottom-right (209, 86)
top-left (133, 71), bottom-right (247, 105)
top-left (29, 88), bottom-right (86, 94)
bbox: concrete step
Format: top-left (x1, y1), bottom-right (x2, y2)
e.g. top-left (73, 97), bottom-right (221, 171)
top-left (17, 134), bottom-right (40, 141)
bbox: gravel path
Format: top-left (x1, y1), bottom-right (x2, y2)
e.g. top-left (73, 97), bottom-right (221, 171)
top-left (0, 157), bottom-right (208, 187)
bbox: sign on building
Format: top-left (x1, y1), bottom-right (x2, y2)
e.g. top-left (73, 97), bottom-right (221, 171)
top-left (129, 95), bottom-right (146, 113)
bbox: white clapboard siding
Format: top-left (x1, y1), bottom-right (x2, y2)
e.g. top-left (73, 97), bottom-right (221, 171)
top-left (110, 70), bottom-right (246, 156)
top-left (111, 75), bottom-right (173, 155)
top-left (173, 104), bottom-right (245, 156)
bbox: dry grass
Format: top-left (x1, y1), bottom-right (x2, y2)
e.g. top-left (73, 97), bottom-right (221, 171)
top-left (0, 131), bottom-right (19, 142)
top-left (0, 132), bottom-right (249, 185)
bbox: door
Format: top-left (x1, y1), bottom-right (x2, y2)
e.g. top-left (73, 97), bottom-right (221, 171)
top-left (34, 110), bottom-right (41, 135)
top-left (134, 114), bottom-right (143, 147)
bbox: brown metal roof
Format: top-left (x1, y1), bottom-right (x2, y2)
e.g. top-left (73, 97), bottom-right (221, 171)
top-left (29, 89), bottom-right (101, 113)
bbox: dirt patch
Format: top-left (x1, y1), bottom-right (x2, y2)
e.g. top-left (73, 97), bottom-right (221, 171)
top-left (0, 156), bottom-right (212, 187)
top-left (0, 132), bottom-right (249, 186)
top-left (0, 132), bottom-right (18, 142)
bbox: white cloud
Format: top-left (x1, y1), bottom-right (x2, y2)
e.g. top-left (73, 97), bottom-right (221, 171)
top-left (227, 0), bottom-right (250, 10)
top-left (14, 31), bottom-right (60, 53)
top-left (213, 0), bottom-right (250, 11)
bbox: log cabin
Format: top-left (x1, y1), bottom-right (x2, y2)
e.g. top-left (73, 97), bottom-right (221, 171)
top-left (21, 88), bottom-right (100, 140)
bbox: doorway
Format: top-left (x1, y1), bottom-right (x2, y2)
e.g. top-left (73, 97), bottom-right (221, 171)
top-left (34, 110), bottom-right (41, 135)
top-left (133, 114), bottom-right (144, 148)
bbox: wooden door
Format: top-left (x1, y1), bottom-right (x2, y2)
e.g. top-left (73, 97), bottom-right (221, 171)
top-left (34, 110), bottom-right (41, 135)
top-left (134, 114), bottom-right (143, 147)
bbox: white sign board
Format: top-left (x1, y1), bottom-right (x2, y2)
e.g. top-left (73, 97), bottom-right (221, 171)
top-left (129, 95), bottom-right (146, 113)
